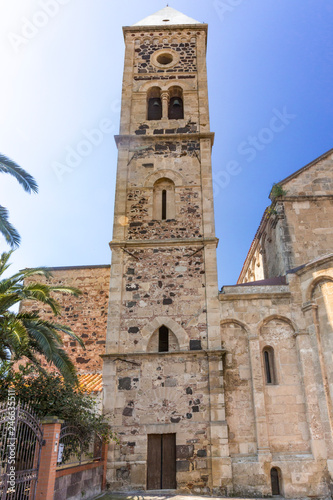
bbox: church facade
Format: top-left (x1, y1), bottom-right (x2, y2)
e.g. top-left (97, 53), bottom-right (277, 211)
top-left (28, 7), bottom-right (333, 498)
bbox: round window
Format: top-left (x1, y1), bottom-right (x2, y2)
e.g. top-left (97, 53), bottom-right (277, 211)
top-left (156, 53), bottom-right (173, 65)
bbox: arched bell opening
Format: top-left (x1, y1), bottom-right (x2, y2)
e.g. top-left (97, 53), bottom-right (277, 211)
top-left (168, 86), bottom-right (184, 120)
top-left (147, 86), bottom-right (162, 120)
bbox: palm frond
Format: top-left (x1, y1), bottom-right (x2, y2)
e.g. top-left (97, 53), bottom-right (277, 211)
top-left (0, 293), bottom-right (21, 314)
top-left (50, 286), bottom-right (81, 297)
top-left (0, 313), bottom-right (30, 358)
top-left (0, 206), bottom-right (20, 247)
top-left (20, 283), bottom-right (61, 315)
top-left (45, 346), bottom-right (78, 384)
top-left (9, 267), bottom-right (53, 281)
top-left (0, 251), bottom-right (14, 276)
top-left (53, 323), bottom-right (85, 349)
top-left (0, 250), bottom-right (82, 383)
top-left (21, 317), bottom-right (78, 384)
top-left (0, 154), bottom-right (38, 193)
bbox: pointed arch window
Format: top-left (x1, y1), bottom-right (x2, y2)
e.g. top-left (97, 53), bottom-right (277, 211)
top-left (153, 178), bottom-right (175, 220)
top-left (263, 346), bottom-right (277, 385)
top-left (159, 326), bottom-right (169, 352)
top-left (147, 87), bottom-right (162, 121)
top-left (147, 325), bottom-right (180, 353)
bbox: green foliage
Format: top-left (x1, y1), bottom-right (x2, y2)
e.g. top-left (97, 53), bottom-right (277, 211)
top-left (0, 250), bottom-right (83, 384)
top-left (266, 206), bottom-right (277, 218)
top-left (271, 183), bottom-right (287, 199)
top-left (0, 153), bottom-right (38, 247)
top-left (0, 364), bottom-right (116, 453)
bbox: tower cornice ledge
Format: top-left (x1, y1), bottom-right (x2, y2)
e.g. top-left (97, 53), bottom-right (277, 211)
top-left (123, 24), bottom-right (208, 36)
top-left (101, 348), bottom-right (226, 359)
top-left (114, 132), bottom-right (215, 147)
top-left (109, 236), bottom-right (219, 249)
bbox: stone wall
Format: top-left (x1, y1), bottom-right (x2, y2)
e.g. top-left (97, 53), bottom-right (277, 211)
top-left (54, 465), bottom-right (103, 500)
top-left (116, 246), bottom-right (206, 352)
top-left (134, 35), bottom-right (197, 74)
top-left (283, 197), bottom-right (333, 268)
top-left (220, 259), bottom-right (333, 497)
top-left (23, 265), bottom-right (110, 373)
top-left (103, 351), bottom-right (215, 493)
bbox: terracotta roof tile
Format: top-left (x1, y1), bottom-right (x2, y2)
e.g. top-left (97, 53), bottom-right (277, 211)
top-left (79, 373), bottom-right (103, 393)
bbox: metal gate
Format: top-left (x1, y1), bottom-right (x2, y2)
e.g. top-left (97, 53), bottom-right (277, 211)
top-left (0, 401), bottom-right (43, 500)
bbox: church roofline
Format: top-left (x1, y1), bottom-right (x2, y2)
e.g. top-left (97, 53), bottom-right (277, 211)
top-left (238, 146), bottom-right (333, 284)
top-left (26, 264), bottom-right (111, 272)
top-left (269, 146), bottom-right (333, 197)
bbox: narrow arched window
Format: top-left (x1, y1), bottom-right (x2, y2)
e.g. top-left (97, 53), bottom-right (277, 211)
top-left (168, 86), bottom-right (184, 120)
top-left (263, 346), bottom-right (277, 385)
top-left (162, 190), bottom-right (167, 220)
top-left (159, 326), bottom-right (169, 352)
top-left (270, 467), bottom-right (281, 495)
top-left (153, 178), bottom-right (175, 220)
top-left (147, 87), bottom-right (162, 120)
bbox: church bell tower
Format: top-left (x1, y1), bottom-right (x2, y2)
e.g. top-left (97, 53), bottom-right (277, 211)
top-left (103, 7), bottom-right (231, 493)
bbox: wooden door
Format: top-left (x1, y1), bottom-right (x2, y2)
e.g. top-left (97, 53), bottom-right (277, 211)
top-left (162, 433), bottom-right (176, 489)
top-left (147, 434), bottom-right (176, 490)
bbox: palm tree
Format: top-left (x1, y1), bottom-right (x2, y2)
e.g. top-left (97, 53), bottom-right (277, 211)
top-left (0, 251), bottom-right (84, 383)
top-left (0, 153), bottom-right (38, 247)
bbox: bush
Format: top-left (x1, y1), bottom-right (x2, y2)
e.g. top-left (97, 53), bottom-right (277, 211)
top-left (0, 363), bottom-right (116, 452)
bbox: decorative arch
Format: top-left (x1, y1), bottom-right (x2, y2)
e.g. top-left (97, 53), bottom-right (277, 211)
top-left (141, 317), bottom-right (189, 352)
top-left (144, 169), bottom-right (185, 188)
top-left (258, 314), bottom-right (297, 334)
top-left (138, 79), bottom-right (192, 94)
top-left (307, 274), bottom-right (333, 302)
top-left (220, 318), bottom-right (251, 334)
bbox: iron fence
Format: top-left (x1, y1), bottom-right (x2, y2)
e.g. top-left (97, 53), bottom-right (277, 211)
top-left (0, 401), bottom-right (43, 500)
top-left (56, 422), bottom-right (102, 469)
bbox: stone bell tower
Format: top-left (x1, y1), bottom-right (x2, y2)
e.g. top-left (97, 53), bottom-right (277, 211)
top-left (102, 7), bottom-right (231, 494)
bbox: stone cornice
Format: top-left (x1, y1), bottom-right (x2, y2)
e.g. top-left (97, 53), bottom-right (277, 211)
top-left (283, 195), bottom-right (333, 202)
top-left (292, 253), bottom-right (333, 276)
top-left (101, 348), bottom-right (226, 360)
top-left (219, 291), bottom-right (290, 301)
top-left (114, 132), bottom-right (215, 147)
top-left (294, 330), bottom-right (309, 337)
top-left (123, 24), bottom-right (208, 37)
top-left (109, 236), bottom-right (219, 249)
top-left (301, 301), bottom-right (318, 313)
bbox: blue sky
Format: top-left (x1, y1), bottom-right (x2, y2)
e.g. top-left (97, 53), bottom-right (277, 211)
top-left (0, 0), bottom-right (332, 287)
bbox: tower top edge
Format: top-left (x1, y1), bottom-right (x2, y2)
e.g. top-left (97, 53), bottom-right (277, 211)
top-left (123, 24), bottom-right (208, 34)
top-left (131, 6), bottom-right (202, 27)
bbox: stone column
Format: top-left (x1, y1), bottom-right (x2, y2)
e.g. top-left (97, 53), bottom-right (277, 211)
top-left (102, 442), bottom-right (109, 491)
top-left (248, 334), bottom-right (271, 494)
top-left (36, 416), bottom-right (63, 500)
top-left (161, 91), bottom-right (169, 119)
top-left (207, 352), bottom-right (232, 495)
top-left (297, 302), bottom-right (333, 461)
